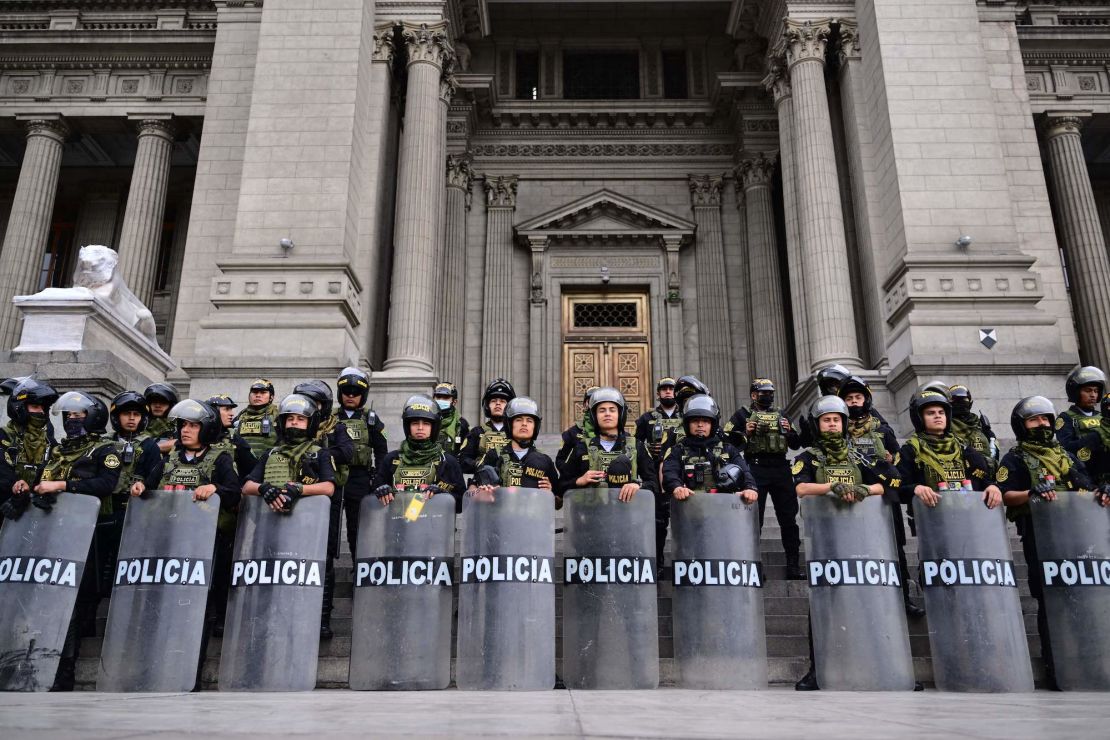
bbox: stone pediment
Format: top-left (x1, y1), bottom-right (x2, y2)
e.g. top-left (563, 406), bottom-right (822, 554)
top-left (516, 190), bottom-right (694, 244)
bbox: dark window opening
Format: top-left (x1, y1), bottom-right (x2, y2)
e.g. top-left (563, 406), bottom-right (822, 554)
top-left (515, 51), bottom-right (540, 100)
top-left (573, 302), bottom-right (638, 328)
top-left (662, 50), bottom-right (688, 99)
top-left (39, 221), bottom-right (75, 290)
top-left (563, 51), bottom-right (640, 99)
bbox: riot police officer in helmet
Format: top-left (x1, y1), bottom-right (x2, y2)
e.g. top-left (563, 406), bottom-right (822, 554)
top-left (1056, 366), bottom-right (1106, 454)
top-left (635, 377), bottom-right (682, 459)
top-left (433, 382), bottom-right (470, 456)
top-left (334, 366), bottom-right (388, 563)
top-left (473, 396), bottom-right (560, 503)
top-left (663, 394), bottom-right (757, 503)
top-left (144, 383), bottom-right (179, 454)
top-left (948, 384), bottom-right (998, 472)
top-left (558, 385), bottom-right (599, 464)
top-left (106, 391), bottom-right (161, 509)
top-left (459, 378), bottom-right (516, 474)
top-left (205, 394), bottom-right (257, 482)
top-left (234, 379), bottom-right (278, 457)
top-left (0, 378), bottom-right (58, 519)
top-left (375, 395), bottom-right (465, 506)
top-left (816, 365), bottom-right (851, 396)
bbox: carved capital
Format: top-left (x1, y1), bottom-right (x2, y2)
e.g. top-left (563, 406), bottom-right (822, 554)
top-left (439, 72), bottom-right (458, 105)
top-left (134, 117), bottom-right (176, 142)
top-left (373, 23), bottom-right (396, 63)
top-left (688, 174), bottom-right (724, 207)
top-left (22, 117), bottom-right (69, 143)
top-left (783, 18), bottom-right (833, 67)
top-left (484, 175), bottom-right (518, 208)
top-left (737, 154), bottom-right (776, 190)
top-left (401, 21), bottom-right (452, 71)
top-left (1043, 113), bottom-right (1088, 140)
top-left (837, 19), bottom-right (860, 65)
top-left (446, 154), bottom-right (472, 190)
top-left (762, 55), bottom-right (791, 105)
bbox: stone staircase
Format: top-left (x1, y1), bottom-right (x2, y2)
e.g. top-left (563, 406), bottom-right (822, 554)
top-left (75, 498), bottom-right (1047, 690)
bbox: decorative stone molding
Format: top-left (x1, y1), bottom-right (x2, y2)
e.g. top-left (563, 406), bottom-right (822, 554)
top-left (209, 260), bottom-right (362, 326)
top-left (401, 21), bottom-right (452, 70)
top-left (837, 19), bottom-right (860, 64)
top-left (372, 23), bottom-right (396, 64)
top-left (762, 55), bottom-right (791, 104)
top-left (446, 153), bottom-right (473, 208)
top-left (688, 174), bottom-right (724, 207)
top-left (134, 116), bottom-right (176, 141)
top-left (484, 175), bottom-right (518, 208)
top-left (783, 18), bottom-right (833, 67)
top-left (471, 142), bottom-right (734, 158)
top-left (1043, 113), bottom-right (1087, 139)
top-left (737, 154), bottom-right (776, 190)
top-left (439, 72), bottom-right (457, 105)
top-left (23, 116), bottom-right (69, 143)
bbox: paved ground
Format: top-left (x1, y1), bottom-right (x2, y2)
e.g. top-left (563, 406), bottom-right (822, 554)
top-left (0, 688), bottom-right (1106, 738)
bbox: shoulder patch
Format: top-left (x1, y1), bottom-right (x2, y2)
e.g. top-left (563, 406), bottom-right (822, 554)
top-left (1056, 417), bottom-right (1065, 430)
top-left (791, 460), bottom-right (804, 476)
top-left (1078, 447), bottom-right (1092, 462)
top-left (893, 452), bottom-right (900, 466)
top-left (103, 454), bottom-right (121, 469)
top-left (996, 465), bottom-right (1009, 483)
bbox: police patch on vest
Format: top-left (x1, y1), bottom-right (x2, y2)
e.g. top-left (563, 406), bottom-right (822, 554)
top-left (672, 559), bottom-right (763, 588)
top-left (104, 454), bottom-right (121, 469)
top-left (354, 557), bottom-right (453, 587)
top-left (564, 556), bottom-right (656, 584)
top-left (114, 557), bottom-right (210, 587)
top-left (791, 460), bottom-right (804, 475)
top-left (1078, 447), bottom-right (1092, 462)
top-left (1042, 559), bottom-right (1110, 587)
top-left (230, 559), bottom-right (324, 587)
top-left (239, 421), bottom-right (263, 435)
top-left (0, 556), bottom-right (81, 587)
top-left (996, 465), bottom-right (1009, 482)
top-left (921, 559), bottom-right (1016, 588)
top-left (1056, 417), bottom-right (1065, 430)
top-left (347, 428), bottom-right (362, 440)
top-left (808, 559), bottom-right (901, 587)
top-left (460, 555), bottom-right (554, 584)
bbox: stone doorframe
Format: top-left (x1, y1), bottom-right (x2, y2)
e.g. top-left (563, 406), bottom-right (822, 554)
top-left (515, 190), bottom-right (695, 421)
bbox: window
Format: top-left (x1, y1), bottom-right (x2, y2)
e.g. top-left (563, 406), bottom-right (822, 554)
top-left (563, 51), bottom-right (640, 99)
top-left (573, 302), bottom-right (638, 329)
top-left (38, 222), bottom-right (75, 290)
top-left (515, 51), bottom-right (539, 100)
top-left (662, 50), bottom-right (688, 99)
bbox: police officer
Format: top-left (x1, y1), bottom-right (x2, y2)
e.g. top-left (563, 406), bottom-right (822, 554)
top-left (816, 364), bottom-right (851, 396)
top-left (243, 393), bottom-right (337, 507)
top-left (433, 382), bottom-right (470, 456)
top-left (375, 395), bottom-right (465, 506)
top-left (335, 367), bottom-right (388, 562)
top-left (292, 379), bottom-right (353, 639)
top-left (656, 375), bottom-right (713, 458)
top-left (556, 387), bottom-right (657, 503)
top-left (107, 391), bottom-right (162, 510)
top-left (0, 378), bottom-right (57, 520)
top-left (635, 377), bottom-right (682, 459)
top-left (792, 395), bottom-right (903, 691)
top-left (724, 379), bottom-right (803, 580)
top-left (997, 396), bottom-right (1104, 690)
top-left (1085, 393), bottom-right (1110, 491)
top-left (472, 396), bottom-right (560, 503)
top-left (1056, 366), bottom-right (1105, 454)
top-left (206, 394), bottom-right (257, 482)
top-left (233, 378), bottom-right (279, 457)
top-left (662, 393), bottom-right (757, 504)
top-left (0, 375), bottom-right (28, 427)
top-left (558, 385), bottom-right (599, 465)
top-left (948, 384), bottom-right (998, 473)
top-left (460, 378), bottom-right (516, 474)
top-left (144, 383), bottom-right (179, 454)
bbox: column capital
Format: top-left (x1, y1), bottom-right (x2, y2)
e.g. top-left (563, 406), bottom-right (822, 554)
top-left (373, 22), bottom-right (396, 63)
top-left (484, 175), bottom-right (518, 208)
top-left (400, 21), bottom-right (453, 71)
top-left (439, 72), bottom-right (458, 105)
top-left (130, 115), bottom-right (177, 142)
top-left (837, 19), bottom-right (860, 65)
top-left (688, 174), bottom-right (724, 207)
top-left (446, 153), bottom-right (473, 190)
top-left (17, 115), bottom-right (69, 143)
top-left (783, 18), bottom-right (833, 68)
top-left (737, 153), bottom-right (776, 190)
top-left (1042, 111), bottom-right (1092, 140)
top-left (762, 55), bottom-right (791, 105)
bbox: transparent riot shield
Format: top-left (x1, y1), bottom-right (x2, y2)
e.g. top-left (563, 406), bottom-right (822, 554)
top-left (218, 495), bottom-right (330, 691)
top-left (1030, 491), bottom-right (1110, 690)
top-left (349, 491), bottom-right (455, 690)
top-left (0, 493), bottom-right (99, 691)
top-left (457, 487), bottom-right (556, 690)
top-left (801, 494), bottom-right (915, 691)
top-left (670, 493), bottom-right (767, 689)
top-left (562, 488), bottom-right (658, 689)
top-left (914, 492), bottom-right (1033, 692)
top-left (96, 490), bottom-right (220, 692)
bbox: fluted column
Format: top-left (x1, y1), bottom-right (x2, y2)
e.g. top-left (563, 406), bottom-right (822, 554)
top-left (0, 116), bottom-right (68, 349)
top-left (763, 57), bottom-right (810, 378)
top-left (784, 18), bottom-right (860, 370)
top-left (689, 174), bottom-right (735, 412)
top-left (384, 21), bottom-right (452, 375)
top-left (740, 155), bottom-right (790, 394)
top-left (432, 72), bottom-right (455, 375)
top-left (118, 116), bottom-right (176, 306)
top-left (439, 154), bottom-right (472, 386)
top-left (1044, 113), bottom-right (1110, 369)
top-left (480, 175), bottom-right (518, 381)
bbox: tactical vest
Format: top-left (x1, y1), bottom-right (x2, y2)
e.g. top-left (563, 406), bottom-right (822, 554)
top-left (1016, 448), bottom-right (1072, 493)
top-left (147, 417), bottom-right (175, 440)
top-left (159, 449), bottom-right (220, 489)
top-left (477, 425), bottom-right (509, 459)
top-left (43, 440), bottom-right (113, 514)
top-left (263, 444), bottom-right (324, 486)
top-left (810, 448), bottom-right (865, 486)
top-left (586, 437), bottom-right (638, 487)
top-left (340, 411), bottom-right (374, 469)
top-left (678, 440), bottom-right (726, 493)
top-left (906, 437), bottom-right (967, 490)
top-left (954, 416), bottom-right (992, 457)
top-left (847, 423), bottom-right (887, 464)
top-left (497, 449), bottom-right (527, 488)
top-left (235, 406), bottom-right (278, 456)
top-left (1062, 408), bottom-right (1102, 434)
top-left (111, 435), bottom-right (148, 496)
top-left (647, 410), bottom-right (683, 445)
top-left (747, 410), bottom-right (788, 455)
top-left (3, 425), bottom-right (51, 486)
top-left (391, 456), bottom-right (442, 489)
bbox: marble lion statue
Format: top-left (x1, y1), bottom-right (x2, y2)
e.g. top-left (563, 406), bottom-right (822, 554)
top-left (72, 245), bottom-right (157, 340)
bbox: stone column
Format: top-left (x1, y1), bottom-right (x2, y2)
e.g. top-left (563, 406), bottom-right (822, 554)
top-left (689, 174), bottom-right (735, 413)
top-left (118, 116), bottom-right (176, 306)
top-left (764, 57), bottom-right (810, 378)
top-left (662, 234), bottom-right (686, 377)
top-left (1044, 113), bottom-right (1110, 369)
top-left (0, 116), bottom-right (69, 349)
top-left (784, 19), bottom-right (860, 370)
top-left (740, 154), bottom-right (790, 393)
top-left (432, 73), bottom-right (455, 375)
top-left (480, 175), bottom-right (518, 382)
top-left (439, 154), bottom-right (472, 386)
top-left (383, 21), bottom-right (451, 375)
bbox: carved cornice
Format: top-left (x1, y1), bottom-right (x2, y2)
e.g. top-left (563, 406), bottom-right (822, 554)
top-left (372, 23), bottom-right (395, 64)
top-left (472, 142), bottom-right (734, 158)
top-left (484, 174), bottom-right (518, 208)
top-left (837, 19), bottom-right (860, 64)
top-left (0, 53), bottom-right (210, 71)
top-left (737, 154), bottom-right (776, 190)
top-left (761, 55), bottom-right (791, 105)
top-left (688, 174), bottom-right (724, 207)
top-left (400, 21), bottom-right (453, 71)
top-left (783, 18), bottom-right (833, 67)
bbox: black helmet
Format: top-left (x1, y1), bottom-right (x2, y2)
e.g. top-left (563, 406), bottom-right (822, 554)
top-left (657, 377), bottom-right (677, 391)
top-left (169, 398), bottom-right (223, 447)
top-left (143, 383), bottom-right (179, 408)
top-left (275, 393), bottom-right (321, 442)
top-left (750, 378), bottom-right (775, 394)
top-left (56, 391), bottom-right (109, 435)
top-left (809, 395), bottom-right (850, 438)
top-left (918, 380), bottom-right (951, 400)
top-left (949, 384), bottom-right (973, 415)
top-left (293, 379), bottom-right (334, 417)
top-left (482, 378), bottom-right (516, 418)
top-left (682, 394), bottom-right (720, 437)
top-left (583, 384), bottom-right (600, 405)
top-left (1065, 366), bottom-right (1106, 404)
top-left (205, 394), bottom-right (237, 409)
top-left (505, 396), bottom-right (542, 444)
top-left (816, 365), bottom-right (850, 395)
top-left (433, 382), bottom-right (458, 399)
top-left (110, 390), bottom-right (149, 435)
top-left (838, 375), bottom-right (873, 416)
top-left (249, 378), bottom-right (275, 396)
top-left (402, 395), bottom-right (441, 441)
top-left (589, 386), bottom-right (627, 432)
top-left (1010, 396), bottom-right (1057, 441)
top-left (337, 366), bottom-right (370, 408)
top-left (1102, 392), bottom-right (1110, 418)
top-left (1, 376), bottom-right (27, 396)
top-left (909, 390), bottom-right (951, 434)
top-left (8, 378), bottom-right (58, 426)
top-left (675, 375), bottom-right (710, 407)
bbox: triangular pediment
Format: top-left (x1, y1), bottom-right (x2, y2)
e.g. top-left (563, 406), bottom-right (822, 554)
top-left (516, 189), bottom-right (695, 238)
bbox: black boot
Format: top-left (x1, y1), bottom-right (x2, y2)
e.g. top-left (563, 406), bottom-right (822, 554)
top-left (794, 669), bottom-right (819, 691)
top-left (320, 562), bottom-right (335, 639)
top-left (51, 619), bottom-right (80, 692)
top-left (785, 554), bottom-right (804, 580)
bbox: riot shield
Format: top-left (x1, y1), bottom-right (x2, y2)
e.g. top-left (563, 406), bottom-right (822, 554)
top-left (0, 493), bottom-right (99, 691)
top-left (218, 494), bottom-right (330, 691)
top-left (562, 488), bottom-right (658, 689)
top-left (349, 492), bottom-right (455, 690)
top-left (457, 487), bottom-right (556, 690)
top-left (1030, 491), bottom-right (1110, 690)
top-left (96, 491), bottom-right (220, 692)
top-left (801, 495), bottom-right (915, 691)
top-left (913, 492), bottom-right (1033, 692)
top-left (670, 493), bottom-right (766, 689)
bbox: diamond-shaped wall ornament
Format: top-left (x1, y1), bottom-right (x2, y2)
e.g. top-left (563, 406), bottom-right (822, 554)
top-left (979, 328), bottom-right (997, 350)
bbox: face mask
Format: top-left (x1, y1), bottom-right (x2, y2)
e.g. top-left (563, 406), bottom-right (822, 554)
top-left (284, 427), bottom-right (309, 443)
top-left (27, 413), bottom-right (48, 429)
top-left (847, 405), bottom-right (867, 420)
top-left (436, 399), bottom-right (451, 411)
top-left (754, 394), bottom-right (773, 410)
top-left (1027, 426), bottom-right (1055, 445)
top-left (952, 400), bottom-right (972, 416)
top-left (63, 417), bottom-right (87, 438)
top-left (659, 397), bottom-right (676, 409)
top-left (819, 431), bottom-right (846, 446)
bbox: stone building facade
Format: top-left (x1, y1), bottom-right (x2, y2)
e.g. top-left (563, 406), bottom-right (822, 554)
top-left (1, 0), bottom-right (1108, 438)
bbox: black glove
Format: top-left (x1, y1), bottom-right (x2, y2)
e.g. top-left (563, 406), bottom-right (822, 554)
top-left (1030, 479), bottom-right (1055, 499)
top-left (422, 484), bottom-right (444, 496)
top-left (717, 463), bottom-right (743, 493)
top-left (259, 482), bottom-right (282, 505)
top-left (474, 465), bottom-right (501, 488)
top-left (31, 493), bottom-right (57, 512)
top-left (374, 484), bottom-right (393, 500)
top-left (605, 455), bottom-right (633, 485)
top-left (280, 483), bottom-right (303, 513)
top-left (1096, 483), bottom-right (1110, 506)
top-left (0, 494), bottom-right (30, 521)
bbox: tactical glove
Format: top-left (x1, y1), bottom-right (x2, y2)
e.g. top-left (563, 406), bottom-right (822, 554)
top-left (281, 483), bottom-right (304, 513)
top-left (0, 493), bottom-right (29, 521)
top-left (373, 484), bottom-right (393, 500)
top-left (1030, 479), bottom-right (1056, 499)
top-left (830, 482), bottom-right (854, 503)
top-left (31, 492), bottom-right (57, 512)
top-left (851, 483), bottom-right (871, 502)
top-left (474, 465), bottom-right (501, 488)
top-left (1095, 483), bottom-right (1110, 507)
top-left (259, 482), bottom-right (282, 505)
